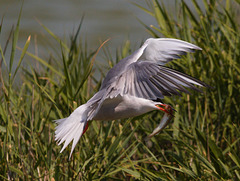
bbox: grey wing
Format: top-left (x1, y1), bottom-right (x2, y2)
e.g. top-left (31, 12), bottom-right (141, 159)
top-left (87, 38), bottom-right (205, 120)
top-left (140, 38), bottom-right (202, 65)
top-left (107, 61), bottom-right (209, 100)
top-left (100, 38), bottom-right (202, 91)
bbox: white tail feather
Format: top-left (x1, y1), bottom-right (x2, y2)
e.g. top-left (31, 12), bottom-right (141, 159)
top-left (54, 104), bottom-right (90, 158)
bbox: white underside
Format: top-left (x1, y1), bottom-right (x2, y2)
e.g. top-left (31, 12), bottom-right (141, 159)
top-left (55, 95), bottom-right (161, 158)
top-left (93, 95), bottom-right (161, 120)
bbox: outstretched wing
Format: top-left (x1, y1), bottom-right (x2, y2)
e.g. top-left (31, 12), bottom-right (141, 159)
top-left (103, 38), bottom-right (207, 99)
top-left (100, 38), bottom-right (202, 90)
top-left (139, 38), bottom-right (202, 64)
top-left (88, 38), bottom-right (207, 120)
top-left (106, 61), bottom-right (209, 100)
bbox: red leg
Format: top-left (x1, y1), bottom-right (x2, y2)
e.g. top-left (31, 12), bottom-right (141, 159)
top-left (82, 122), bottom-right (89, 135)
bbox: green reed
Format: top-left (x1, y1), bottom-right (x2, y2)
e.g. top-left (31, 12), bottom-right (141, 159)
top-left (0, 0), bottom-right (239, 180)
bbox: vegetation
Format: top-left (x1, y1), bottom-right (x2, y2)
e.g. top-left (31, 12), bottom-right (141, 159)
top-left (1, 0), bottom-right (240, 180)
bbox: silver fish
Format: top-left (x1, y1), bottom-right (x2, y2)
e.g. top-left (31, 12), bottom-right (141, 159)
top-left (149, 105), bottom-right (174, 138)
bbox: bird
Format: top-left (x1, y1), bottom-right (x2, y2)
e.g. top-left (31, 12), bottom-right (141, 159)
top-left (55, 38), bottom-right (209, 157)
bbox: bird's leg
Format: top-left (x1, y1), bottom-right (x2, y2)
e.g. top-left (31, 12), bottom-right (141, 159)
top-left (82, 122), bottom-right (89, 135)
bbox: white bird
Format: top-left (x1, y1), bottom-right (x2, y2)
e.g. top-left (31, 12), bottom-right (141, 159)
top-left (55, 38), bottom-right (209, 157)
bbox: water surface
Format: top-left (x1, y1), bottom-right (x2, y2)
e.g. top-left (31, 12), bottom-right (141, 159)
top-left (0, 0), bottom-right (162, 58)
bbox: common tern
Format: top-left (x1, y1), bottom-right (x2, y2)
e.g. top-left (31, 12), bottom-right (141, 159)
top-left (55, 38), bottom-right (209, 157)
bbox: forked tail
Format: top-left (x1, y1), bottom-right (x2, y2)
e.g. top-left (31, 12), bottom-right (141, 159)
top-left (54, 104), bottom-right (90, 158)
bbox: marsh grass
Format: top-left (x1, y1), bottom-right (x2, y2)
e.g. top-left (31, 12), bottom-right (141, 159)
top-left (0, 0), bottom-right (240, 180)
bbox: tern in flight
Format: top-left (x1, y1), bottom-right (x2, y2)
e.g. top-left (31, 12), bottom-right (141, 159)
top-left (55, 38), bottom-right (209, 157)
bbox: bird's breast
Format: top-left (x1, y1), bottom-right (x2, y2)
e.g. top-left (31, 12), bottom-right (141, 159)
top-left (93, 95), bottom-right (158, 120)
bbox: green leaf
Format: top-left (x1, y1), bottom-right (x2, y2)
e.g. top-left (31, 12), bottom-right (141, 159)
top-left (26, 51), bottom-right (64, 78)
top-left (196, 128), bottom-right (224, 161)
top-left (0, 125), bottom-right (6, 132)
top-left (121, 168), bottom-right (141, 179)
top-left (9, 166), bottom-right (24, 177)
top-left (229, 152), bottom-right (240, 168)
top-left (12, 35), bottom-right (31, 81)
top-left (9, 6), bottom-right (22, 74)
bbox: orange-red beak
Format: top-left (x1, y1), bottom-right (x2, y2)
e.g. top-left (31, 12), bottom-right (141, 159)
top-left (156, 104), bottom-right (175, 116)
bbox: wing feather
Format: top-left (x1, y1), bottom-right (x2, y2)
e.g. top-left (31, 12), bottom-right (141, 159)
top-left (151, 75), bottom-right (182, 96)
top-left (140, 38), bottom-right (202, 65)
top-left (154, 73), bottom-right (191, 94)
top-left (159, 67), bottom-right (205, 92)
top-left (104, 61), bottom-right (208, 101)
top-left (87, 38), bottom-right (208, 120)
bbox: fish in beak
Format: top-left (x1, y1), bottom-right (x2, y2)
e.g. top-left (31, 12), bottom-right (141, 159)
top-left (149, 104), bottom-right (175, 138)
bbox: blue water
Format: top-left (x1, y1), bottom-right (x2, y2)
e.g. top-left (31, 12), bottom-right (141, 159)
top-left (0, 0), bottom-right (162, 57)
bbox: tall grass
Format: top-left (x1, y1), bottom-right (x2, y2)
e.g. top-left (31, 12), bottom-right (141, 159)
top-left (0, 0), bottom-right (240, 180)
